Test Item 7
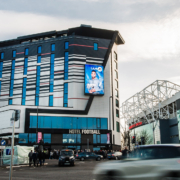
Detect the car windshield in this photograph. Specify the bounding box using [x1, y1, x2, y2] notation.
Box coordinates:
[61, 151, 73, 156]
[127, 146, 180, 160]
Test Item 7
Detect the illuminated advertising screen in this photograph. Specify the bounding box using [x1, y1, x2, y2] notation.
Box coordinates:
[85, 64, 104, 95]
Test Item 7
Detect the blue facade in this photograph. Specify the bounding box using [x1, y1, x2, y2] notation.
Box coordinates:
[29, 116, 108, 130]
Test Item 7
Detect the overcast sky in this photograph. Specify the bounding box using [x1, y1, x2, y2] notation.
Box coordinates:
[1, 0, 180, 105]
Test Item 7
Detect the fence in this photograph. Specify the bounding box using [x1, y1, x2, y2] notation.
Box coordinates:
[0, 156, 29, 167]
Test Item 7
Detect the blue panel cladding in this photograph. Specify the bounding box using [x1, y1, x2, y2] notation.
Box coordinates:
[35, 65, 40, 106]
[9, 60, 15, 104]
[22, 78, 27, 105]
[50, 54, 54, 93]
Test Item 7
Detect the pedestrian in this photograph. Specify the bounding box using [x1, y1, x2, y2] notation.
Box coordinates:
[28, 150, 33, 167]
[32, 150, 38, 167]
[42, 151, 45, 165]
[38, 151, 42, 166]
[122, 147, 129, 158]
[49, 150, 53, 159]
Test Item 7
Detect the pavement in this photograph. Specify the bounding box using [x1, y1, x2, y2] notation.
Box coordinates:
[0, 159, 110, 180]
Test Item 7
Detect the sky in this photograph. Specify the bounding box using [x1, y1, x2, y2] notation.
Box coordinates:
[1, 0, 180, 105]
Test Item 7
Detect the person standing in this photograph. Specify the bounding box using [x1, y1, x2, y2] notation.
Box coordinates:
[28, 150, 33, 167]
[32, 151, 38, 167]
[49, 151, 53, 159]
[42, 151, 45, 165]
[38, 151, 42, 166]
[122, 147, 129, 158]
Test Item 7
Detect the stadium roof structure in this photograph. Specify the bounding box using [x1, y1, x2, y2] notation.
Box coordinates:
[120, 80, 180, 127]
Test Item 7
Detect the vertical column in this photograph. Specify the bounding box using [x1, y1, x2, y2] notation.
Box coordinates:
[22, 57, 28, 105]
[9, 60, 15, 105]
[63, 51, 69, 107]
[49, 54, 54, 106]
[0, 61, 3, 95]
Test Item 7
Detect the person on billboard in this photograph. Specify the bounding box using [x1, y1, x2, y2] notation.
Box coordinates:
[87, 70, 103, 94]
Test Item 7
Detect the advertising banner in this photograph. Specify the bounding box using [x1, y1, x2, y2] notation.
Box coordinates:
[85, 64, 104, 95]
[6, 149, 14, 155]
[38, 132, 42, 143]
[107, 133, 110, 144]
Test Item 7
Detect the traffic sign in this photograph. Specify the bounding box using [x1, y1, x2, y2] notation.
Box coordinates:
[1, 140, 6, 146]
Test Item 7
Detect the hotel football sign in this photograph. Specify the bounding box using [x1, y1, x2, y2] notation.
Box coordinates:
[69, 129, 100, 134]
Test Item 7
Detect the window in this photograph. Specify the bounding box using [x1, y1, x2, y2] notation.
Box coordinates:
[114, 61, 118, 69]
[63, 134, 81, 144]
[24, 58, 28, 75]
[0, 52, 4, 60]
[37, 46, 42, 54]
[93, 134, 107, 144]
[25, 48, 29, 56]
[51, 44, 55, 52]
[50, 54, 54, 92]
[12, 50, 16, 58]
[35, 66, 40, 106]
[115, 80, 118, 89]
[9, 99, 12, 105]
[64, 52, 69, 80]
[116, 122, 120, 132]
[19, 133, 28, 143]
[37, 56, 41, 63]
[116, 99, 119, 108]
[0, 61, 3, 78]
[94, 43, 98, 50]
[49, 95, 53, 106]
[116, 109, 119, 118]
[114, 51, 117, 60]
[115, 89, 118, 98]
[44, 134, 51, 143]
[22, 78, 27, 105]
[115, 70, 118, 79]
[29, 116, 108, 130]
[29, 133, 36, 143]
[64, 83, 68, 107]
[65, 42, 69, 50]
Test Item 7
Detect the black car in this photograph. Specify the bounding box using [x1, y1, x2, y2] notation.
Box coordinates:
[58, 149, 75, 166]
[76, 152, 101, 161]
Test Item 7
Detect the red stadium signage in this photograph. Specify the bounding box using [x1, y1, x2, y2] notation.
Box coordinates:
[129, 122, 142, 130]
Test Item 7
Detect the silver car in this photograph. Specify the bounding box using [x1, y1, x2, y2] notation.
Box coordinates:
[93, 144, 180, 180]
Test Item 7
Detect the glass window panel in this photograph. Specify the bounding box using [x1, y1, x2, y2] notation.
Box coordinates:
[38, 46, 41, 54]
[77, 118, 82, 129]
[63, 117, 71, 129]
[25, 48, 29, 56]
[97, 118, 100, 129]
[88, 118, 93, 129]
[94, 43, 98, 50]
[57, 117, 63, 128]
[13, 50, 16, 58]
[101, 134, 107, 144]
[97, 135, 100, 143]
[72, 117, 77, 129]
[1, 52, 4, 59]
[19, 133, 28, 143]
[93, 134, 97, 144]
[65, 42, 69, 49]
[49, 95, 53, 106]
[116, 99, 119, 108]
[9, 99, 12, 105]
[38, 116, 44, 128]
[37, 56, 41, 63]
[81, 118, 87, 129]
[115, 80, 118, 89]
[51, 44, 55, 52]
[114, 61, 118, 69]
[29, 133, 37, 143]
[116, 109, 119, 118]
[115, 70, 118, 79]
[115, 89, 118, 98]
[43, 116, 51, 128]
[44, 134, 51, 143]
[114, 52, 117, 60]
[116, 122, 120, 132]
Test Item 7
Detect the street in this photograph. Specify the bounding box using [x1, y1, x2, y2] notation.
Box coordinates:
[0, 159, 108, 180]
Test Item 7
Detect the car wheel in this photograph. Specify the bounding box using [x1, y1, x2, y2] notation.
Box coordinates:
[96, 157, 100, 161]
[80, 157, 84, 161]
[97, 171, 118, 180]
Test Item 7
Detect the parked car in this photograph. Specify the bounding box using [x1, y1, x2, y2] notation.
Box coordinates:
[58, 149, 75, 166]
[93, 144, 180, 180]
[76, 152, 101, 161]
[107, 151, 122, 160]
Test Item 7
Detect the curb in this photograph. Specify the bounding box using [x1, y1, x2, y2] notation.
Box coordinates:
[6, 163, 48, 168]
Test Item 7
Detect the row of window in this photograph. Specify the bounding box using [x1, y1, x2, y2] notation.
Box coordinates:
[19, 133, 51, 144]
[18, 133, 108, 144]
[0, 42, 69, 60]
[29, 116, 108, 130]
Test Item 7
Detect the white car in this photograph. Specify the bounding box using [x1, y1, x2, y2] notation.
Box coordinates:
[93, 144, 180, 180]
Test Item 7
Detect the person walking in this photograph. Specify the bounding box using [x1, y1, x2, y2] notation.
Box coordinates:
[42, 151, 45, 165]
[28, 150, 33, 167]
[49, 150, 53, 159]
[38, 151, 42, 166]
[32, 151, 38, 167]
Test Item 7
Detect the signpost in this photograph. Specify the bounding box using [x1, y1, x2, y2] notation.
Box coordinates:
[1, 140, 6, 146]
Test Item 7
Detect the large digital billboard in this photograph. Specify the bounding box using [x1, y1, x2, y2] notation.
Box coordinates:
[85, 64, 104, 95]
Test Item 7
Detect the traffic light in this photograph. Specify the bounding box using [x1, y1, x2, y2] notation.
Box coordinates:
[15, 110, 20, 121]
[141, 137, 145, 145]
[132, 136, 136, 144]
